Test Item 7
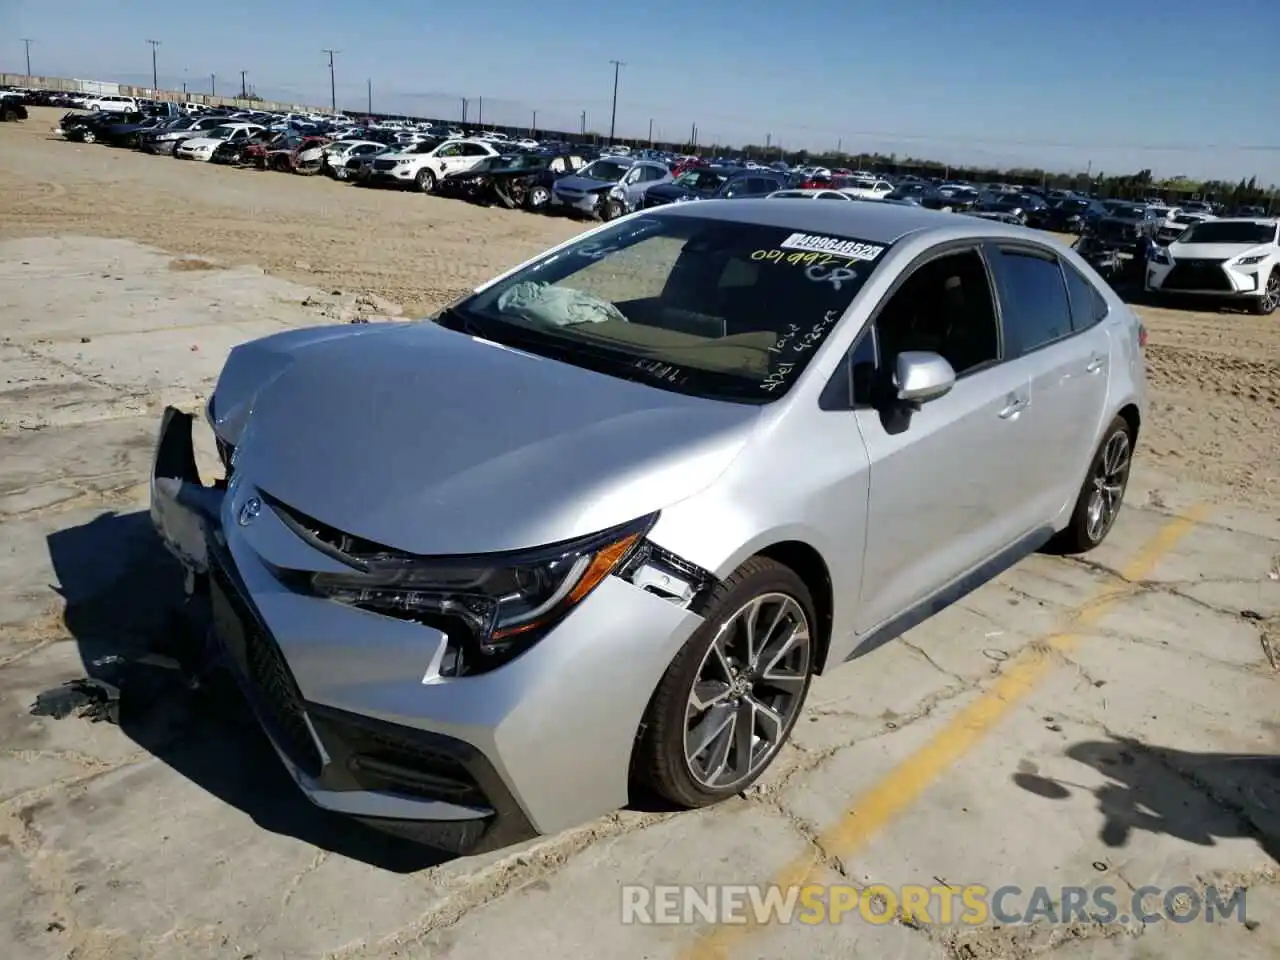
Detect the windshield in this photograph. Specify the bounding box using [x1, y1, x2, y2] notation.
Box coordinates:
[1179, 221, 1276, 245]
[674, 170, 726, 190]
[579, 159, 631, 182]
[452, 215, 888, 403]
[206, 126, 238, 141]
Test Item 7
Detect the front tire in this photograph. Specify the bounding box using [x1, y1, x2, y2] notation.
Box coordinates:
[600, 197, 625, 221]
[1051, 415, 1133, 553]
[81, 130, 96, 144]
[633, 557, 816, 808]
[1251, 271, 1278, 315]
[415, 168, 436, 193]
[526, 184, 551, 210]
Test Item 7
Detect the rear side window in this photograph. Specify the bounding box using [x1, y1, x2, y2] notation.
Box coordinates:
[1062, 262, 1109, 331]
[993, 248, 1073, 356]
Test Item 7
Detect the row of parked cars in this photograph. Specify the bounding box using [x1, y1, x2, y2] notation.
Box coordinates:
[43, 100, 1280, 315]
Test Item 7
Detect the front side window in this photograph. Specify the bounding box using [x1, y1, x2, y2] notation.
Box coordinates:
[452, 216, 892, 403]
[993, 248, 1073, 355]
[873, 249, 1000, 377]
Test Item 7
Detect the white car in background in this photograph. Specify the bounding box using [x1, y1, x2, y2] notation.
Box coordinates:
[363, 138, 500, 192]
[1155, 210, 1215, 245]
[1146, 217, 1280, 314]
[321, 140, 388, 179]
[82, 95, 138, 113]
[839, 178, 894, 201]
[175, 122, 265, 161]
[767, 188, 855, 201]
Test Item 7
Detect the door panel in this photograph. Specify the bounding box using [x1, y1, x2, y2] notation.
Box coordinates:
[854, 362, 1032, 633]
[988, 245, 1113, 524]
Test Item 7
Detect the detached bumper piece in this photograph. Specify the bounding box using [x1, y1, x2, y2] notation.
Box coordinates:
[149, 407, 537, 855]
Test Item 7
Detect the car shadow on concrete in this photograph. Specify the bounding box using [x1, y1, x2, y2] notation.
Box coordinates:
[38, 509, 451, 874]
[1013, 735, 1280, 865]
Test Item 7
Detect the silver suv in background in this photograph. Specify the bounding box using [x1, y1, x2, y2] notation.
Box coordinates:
[151, 201, 1146, 853]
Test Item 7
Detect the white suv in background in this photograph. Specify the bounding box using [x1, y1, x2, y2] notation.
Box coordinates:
[840, 178, 894, 201]
[82, 95, 139, 113]
[1146, 217, 1280, 315]
[363, 139, 500, 192]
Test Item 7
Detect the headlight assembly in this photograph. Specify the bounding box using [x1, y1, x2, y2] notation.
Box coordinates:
[305, 512, 657, 668]
[1235, 254, 1268, 266]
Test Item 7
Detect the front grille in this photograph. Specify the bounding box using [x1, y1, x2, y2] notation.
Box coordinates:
[1163, 259, 1232, 291]
[210, 565, 324, 777]
[372, 159, 397, 171]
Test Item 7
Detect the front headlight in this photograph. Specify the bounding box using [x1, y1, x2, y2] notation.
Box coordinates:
[308, 512, 656, 666]
[1235, 254, 1268, 265]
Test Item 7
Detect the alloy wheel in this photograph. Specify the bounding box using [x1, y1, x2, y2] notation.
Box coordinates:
[683, 593, 811, 790]
[1263, 274, 1279, 314]
[528, 186, 550, 209]
[1086, 430, 1130, 543]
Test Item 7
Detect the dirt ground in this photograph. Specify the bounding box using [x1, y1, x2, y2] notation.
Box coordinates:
[0, 109, 1277, 960]
[2, 107, 1277, 514]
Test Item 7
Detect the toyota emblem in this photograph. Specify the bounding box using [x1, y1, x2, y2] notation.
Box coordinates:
[238, 496, 262, 527]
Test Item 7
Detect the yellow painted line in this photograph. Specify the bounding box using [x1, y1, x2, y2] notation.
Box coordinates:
[681, 505, 1210, 960]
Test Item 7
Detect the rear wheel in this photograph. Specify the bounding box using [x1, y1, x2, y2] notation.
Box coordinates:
[1251, 271, 1279, 315]
[1051, 416, 1133, 553]
[633, 557, 816, 807]
[415, 168, 436, 193]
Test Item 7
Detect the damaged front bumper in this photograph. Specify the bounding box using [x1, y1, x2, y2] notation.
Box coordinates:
[148, 407, 707, 853]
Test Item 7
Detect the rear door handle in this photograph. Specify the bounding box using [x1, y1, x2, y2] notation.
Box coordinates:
[1085, 355, 1106, 374]
[998, 396, 1029, 419]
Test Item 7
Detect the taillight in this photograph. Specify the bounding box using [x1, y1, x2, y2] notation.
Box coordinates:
[1137, 323, 1148, 349]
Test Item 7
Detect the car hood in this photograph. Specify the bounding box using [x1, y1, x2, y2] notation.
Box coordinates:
[181, 136, 226, 149]
[1167, 241, 1269, 260]
[217, 322, 760, 556]
[554, 173, 620, 193]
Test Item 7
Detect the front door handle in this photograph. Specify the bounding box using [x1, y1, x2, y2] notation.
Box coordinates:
[1085, 355, 1106, 374]
[998, 396, 1029, 419]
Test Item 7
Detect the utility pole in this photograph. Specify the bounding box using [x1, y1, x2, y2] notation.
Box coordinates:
[478, 96, 483, 125]
[580, 110, 586, 136]
[367, 78, 372, 115]
[607, 59, 624, 145]
[691, 123, 697, 150]
[239, 70, 247, 99]
[20, 39, 33, 76]
[648, 117, 653, 146]
[210, 74, 216, 96]
[461, 97, 468, 123]
[322, 49, 338, 112]
[531, 109, 537, 135]
[145, 39, 160, 89]
[837, 136, 842, 154]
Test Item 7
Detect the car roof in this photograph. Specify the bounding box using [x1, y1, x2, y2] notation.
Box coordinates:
[651, 197, 1013, 244]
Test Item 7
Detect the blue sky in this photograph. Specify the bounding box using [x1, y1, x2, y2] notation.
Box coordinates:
[7, 0, 1277, 182]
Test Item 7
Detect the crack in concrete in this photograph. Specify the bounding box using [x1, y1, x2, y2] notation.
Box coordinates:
[759, 796, 852, 881]
[900, 638, 970, 687]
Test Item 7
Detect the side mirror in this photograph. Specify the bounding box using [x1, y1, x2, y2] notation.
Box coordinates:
[894, 351, 956, 404]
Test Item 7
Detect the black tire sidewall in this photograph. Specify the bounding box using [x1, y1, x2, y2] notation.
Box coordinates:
[636, 559, 816, 807]
[1061, 416, 1132, 551]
